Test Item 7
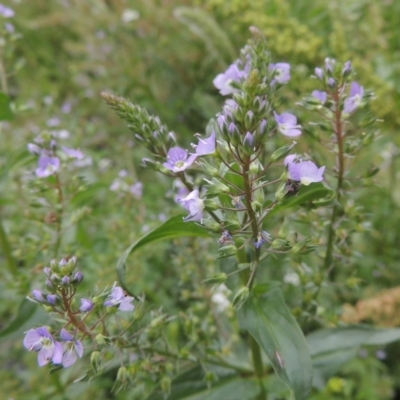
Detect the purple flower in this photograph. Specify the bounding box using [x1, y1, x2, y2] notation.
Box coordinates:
[79, 298, 94, 312]
[269, 63, 290, 85]
[46, 117, 61, 127]
[213, 63, 248, 96]
[35, 155, 60, 177]
[46, 294, 58, 305]
[324, 57, 336, 72]
[327, 77, 336, 87]
[342, 61, 352, 76]
[61, 101, 72, 114]
[314, 67, 323, 80]
[59, 329, 84, 367]
[27, 143, 41, 155]
[193, 131, 216, 156]
[0, 4, 14, 18]
[23, 327, 63, 367]
[163, 147, 197, 173]
[178, 189, 204, 222]
[5, 22, 14, 33]
[104, 286, 135, 311]
[32, 290, 46, 303]
[284, 154, 298, 166]
[274, 112, 302, 137]
[129, 182, 143, 199]
[254, 231, 272, 249]
[344, 82, 364, 113]
[312, 90, 327, 104]
[288, 161, 325, 186]
[62, 147, 84, 159]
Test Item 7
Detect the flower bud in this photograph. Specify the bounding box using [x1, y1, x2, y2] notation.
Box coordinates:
[72, 271, 83, 284]
[242, 132, 254, 156]
[95, 334, 107, 346]
[203, 199, 220, 211]
[223, 218, 241, 231]
[271, 142, 297, 162]
[217, 245, 237, 259]
[91, 351, 101, 372]
[232, 286, 249, 309]
[32, 290, 46, 303]
[160, 376, 171, 396]
[43, 267, 51, 276]
[244, 110, 256, 130]
[198, 160, 219, 177]
[80, 298, 94, 312]
[364, 164, 379, 178]
[249, 159, 263, 174]
[202, 219, 221, 232]
[271, 239, 292, 251]
[275, 182, 289, 201]
[61, 275, 70, 286]
[117, 366, 129, 383]
[202, 273, 228, 285]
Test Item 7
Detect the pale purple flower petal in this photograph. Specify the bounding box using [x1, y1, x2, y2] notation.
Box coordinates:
[284, 154, 297, 166]
[163, 147, 197, 173]
[344, 82, 364, 113]
[269, 63, 290, 85]
[62, 347, 77, 368]
[62, 147, 84, 159]
[35, 155, 60, 177]
[213, 63, 248, 95]
[178, 189, 204, 222]
[0, 4, 14, 18]
[288, 161, 325, 185]
[312, 90, 327, 104]
[118, 296, 135, 311]
[79, 298, 94, 312]
[193, 131, 216, 156]
[60, 329, 73, 342]
[274, 112, 302, 137]
[314, 67, 323, 79]
[27, 143, 41, 155]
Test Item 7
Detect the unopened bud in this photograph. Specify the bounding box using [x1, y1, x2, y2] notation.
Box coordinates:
[272, 239, 292, 251]
[202, 218, 221, 232]
[202, 273, 228, 285]
[91, 351, 101, 372]
[271, 142, 297, 162]
[217, 245, 237, 259]
[117, 366, 129, 383]
[275, 182, 289, 201]
[232, 286, 249, 309]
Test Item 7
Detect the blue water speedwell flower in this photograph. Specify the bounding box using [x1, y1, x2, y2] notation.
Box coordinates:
[213, 62, 248, 96]
[254, 231, 272, 249]
[79, 298, 94, 312]
[284, 154, 299, 166]
[312, 90, 327, 104]
[0, 4, 15, 18]
[269, 63, 290, 85]
[62, 147, 85, 159]
[163, 147, 197, 173]
[344, 82, 364, 113]
[314, 67, 323, 80]
[288, 160, 325, 186]
[192, 131, 216, 156]
[104, 286, 135, 311]
[27, 143, 42, 155]
[23, 327, 63, 366]
[274, 112, 302, 137]
[35, 155, 60, 177]
[59, 329, 84, 367]
[178, 189, 204, 222]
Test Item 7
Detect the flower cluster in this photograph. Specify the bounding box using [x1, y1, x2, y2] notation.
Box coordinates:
[24, 257, 135, 368]
[27, 131, 86, 178]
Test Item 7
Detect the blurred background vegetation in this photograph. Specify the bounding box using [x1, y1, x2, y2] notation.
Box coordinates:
[1, 0, 400, 398]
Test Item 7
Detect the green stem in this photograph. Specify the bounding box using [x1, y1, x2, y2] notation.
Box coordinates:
[0, 215, 18, 276]
[323, 86, 345, 272]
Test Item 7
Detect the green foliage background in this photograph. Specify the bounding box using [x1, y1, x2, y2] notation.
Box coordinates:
[1, 0, 400, 399]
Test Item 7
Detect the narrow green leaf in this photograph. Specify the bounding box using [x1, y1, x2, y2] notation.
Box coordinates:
[306, 326, 400, 387]
[0, 92, 13, 121]
[267, 183, 334, 218]
[0, 299, 48, 341]
[147, 365, 262, 400]
[116, 214, 211, 293]
[238, 287, 313, 400]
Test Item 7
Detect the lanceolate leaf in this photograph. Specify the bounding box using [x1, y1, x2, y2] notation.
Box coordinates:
[267, 183, 334, 219]
[306, 325, 400, 387]
[238, 287, 313, 400]
[0, 92, 13, 121]
[147, 365, 263, 400]
[0, 299, 48, 341]
[116, 214, 211, 294]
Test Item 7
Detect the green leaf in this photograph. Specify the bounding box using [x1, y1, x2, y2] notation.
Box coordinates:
[238, 286, 313, 400]
[306, 325, 400, 387]
[0, 298, 48, 341]
[267, 183, 334, 219]
[147, 365, 263, 400]
[116, 214, 211, 294]
[0, 92, 13, 121]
